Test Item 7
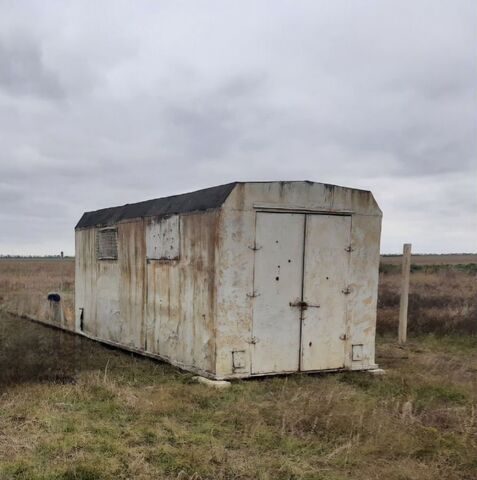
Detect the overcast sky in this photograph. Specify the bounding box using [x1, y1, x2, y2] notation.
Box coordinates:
[0, 0, 475, 255]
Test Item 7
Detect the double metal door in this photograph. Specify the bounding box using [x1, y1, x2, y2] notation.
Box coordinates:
[251, 212, 351, 374]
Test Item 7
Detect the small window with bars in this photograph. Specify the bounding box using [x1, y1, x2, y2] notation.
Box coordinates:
[96, 228, 118, 260]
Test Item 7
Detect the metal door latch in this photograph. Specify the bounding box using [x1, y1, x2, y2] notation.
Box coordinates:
[342, 287, 352, 295]
[289, 301, 320, 310]
[344, 245, 354, 253]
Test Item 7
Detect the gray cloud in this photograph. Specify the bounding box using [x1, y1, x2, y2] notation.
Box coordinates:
[0, 0, 475, 254]
[0, 33, 64, 98]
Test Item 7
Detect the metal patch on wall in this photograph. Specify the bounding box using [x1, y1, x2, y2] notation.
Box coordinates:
[352, 344, 364, 361]
[232, 350, 246, 371]
[146, 216, 180, 260]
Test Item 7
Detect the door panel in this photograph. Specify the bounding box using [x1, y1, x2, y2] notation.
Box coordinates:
[301, 215, 351, 371]
[251, 212, 304, 374]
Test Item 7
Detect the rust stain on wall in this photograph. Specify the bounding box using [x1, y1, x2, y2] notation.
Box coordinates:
[71, 181, 382, 380]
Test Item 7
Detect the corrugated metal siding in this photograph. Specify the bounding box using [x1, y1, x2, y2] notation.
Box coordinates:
[145, 212, 218, 373]
[76, 211, 219, 377]
[118, 221, 146, 349]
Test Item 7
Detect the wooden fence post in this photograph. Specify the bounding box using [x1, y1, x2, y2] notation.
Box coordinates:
[398, 243, 412, 344]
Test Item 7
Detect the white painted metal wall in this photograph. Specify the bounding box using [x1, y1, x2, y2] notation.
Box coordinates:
[75, 181, 382, 380]
[215, 182, 381, 379]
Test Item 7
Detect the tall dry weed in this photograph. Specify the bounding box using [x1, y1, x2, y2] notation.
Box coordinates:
[378, 268, 477, 335]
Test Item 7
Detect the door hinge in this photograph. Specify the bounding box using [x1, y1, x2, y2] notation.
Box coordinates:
[339, 334, 347, 341]
[247, 290, 260, 298]
[345, 245, 354, 253]
[248, 242, 262, 251]
[342, 287, 352, 295]
[247, 336, 258, 345]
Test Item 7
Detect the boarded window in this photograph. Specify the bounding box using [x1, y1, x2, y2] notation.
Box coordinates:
[96, 228, 118, 260]
[146, 216, 180, 260]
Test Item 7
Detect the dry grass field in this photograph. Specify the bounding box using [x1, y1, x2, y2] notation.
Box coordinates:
[0, 257, 476, 480]
[378, 266, 477, 336]
[0, 258, 74, 324]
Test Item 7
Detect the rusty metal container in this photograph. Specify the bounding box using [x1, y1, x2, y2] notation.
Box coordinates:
[74, 181, 382, 379]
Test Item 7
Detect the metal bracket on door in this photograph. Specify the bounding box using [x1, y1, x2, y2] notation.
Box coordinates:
[342, 287, 352, 295]
[344, 245, 354, 253]
[248, 243, 262, 251]
[247, 290, 260, 298]
[289, 301, 320, 311]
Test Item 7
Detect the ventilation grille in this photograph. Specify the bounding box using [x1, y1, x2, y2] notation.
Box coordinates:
[96, 228, 118, 260]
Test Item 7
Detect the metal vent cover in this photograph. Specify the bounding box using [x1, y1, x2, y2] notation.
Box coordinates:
[96, 228, 118, 260]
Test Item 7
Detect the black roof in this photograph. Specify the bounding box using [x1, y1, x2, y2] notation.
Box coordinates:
[76, 182, 237, 229]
